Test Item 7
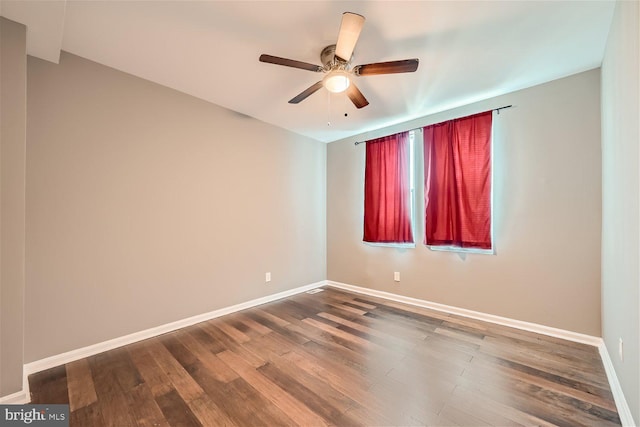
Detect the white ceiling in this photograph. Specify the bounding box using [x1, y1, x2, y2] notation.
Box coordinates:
[1, 0, 615, 143]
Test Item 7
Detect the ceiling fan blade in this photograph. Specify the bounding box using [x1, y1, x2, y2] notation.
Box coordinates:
[335, 12, 365, 62]
[259, 54, 323, 72]
[289, 81, 324, 104]
[346, 82, 369, 109]
[354, 59, 419, 76]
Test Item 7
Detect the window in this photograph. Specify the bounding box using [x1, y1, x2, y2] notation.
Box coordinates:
[363, 131, 414, 246]
[422, 111, 493, 252]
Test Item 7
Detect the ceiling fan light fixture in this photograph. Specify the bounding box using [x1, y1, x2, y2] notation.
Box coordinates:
[323, 70, 351, 93]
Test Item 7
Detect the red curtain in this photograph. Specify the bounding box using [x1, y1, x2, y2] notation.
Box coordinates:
[363, 131, 413, 244]
[423, 111, 492, 249]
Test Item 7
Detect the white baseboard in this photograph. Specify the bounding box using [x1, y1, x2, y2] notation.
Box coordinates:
[598, 342, 637, 426]
[327, 280, 602, 346]
[0, 389, 29, 404]
[23, 281, 325, 379]
[0, 375, 30, 404]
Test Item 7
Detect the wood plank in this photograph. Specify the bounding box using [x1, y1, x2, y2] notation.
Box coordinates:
[439, 403, 497, 427]
[479, 337, 611, 389]
[302, 317, 375, 349]
[460, 363, 621, 427]
[214, 320, 251, 344]
[66, 358, 98, 411]
[144, 339, 205, 403]
[189, 361, 296, 427]
[29, 365, 70, 404]
[473, 352, 617, 411]
[68, 402, 106, 427]
[342, 404, 402, 427]
[199, 322, 266, 368]
[187, 394, 238, 427]
[155, 388, 202, 427]
[98, 383, 137, 427]
[184, 324, 227, 354]
[159, 333, 199, 369]
[316, 311, 416, 350]
[242, 330, 296, 360]
[257, 361, 360, 426]
[254, 306, 295, 326]
[367, 374, 448, 422]
[447, 385, 538, 427]
[281, 350, 392, 420]
[243, 310, 310, 346]
[233, 312, 272, 336]
[128, 342, 174, 397]
[125, 383, 170, 427]
[175, 329, 239, 383]
[282, 347, 375, 389]
[88, 348, 142, 400]
[217, 350, 330, 426]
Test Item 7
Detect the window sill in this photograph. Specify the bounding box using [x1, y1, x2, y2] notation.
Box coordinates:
[427, 245, 494, 255]
[364, 242, 416, 249]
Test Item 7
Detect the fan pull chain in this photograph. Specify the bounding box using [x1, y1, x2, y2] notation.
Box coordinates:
[343, 92, 348, 118]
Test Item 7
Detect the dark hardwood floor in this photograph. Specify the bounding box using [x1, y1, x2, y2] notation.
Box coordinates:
[29, 287, 621, 426]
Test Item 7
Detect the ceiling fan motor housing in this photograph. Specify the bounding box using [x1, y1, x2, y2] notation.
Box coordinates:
[321, 44, 351, 69]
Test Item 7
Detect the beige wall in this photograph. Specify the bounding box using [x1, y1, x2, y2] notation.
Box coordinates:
[25, 52, 326, 362]
[328, 69, 602, 336]
[0, 17, 27, 397]
[601, 0, 640, 422]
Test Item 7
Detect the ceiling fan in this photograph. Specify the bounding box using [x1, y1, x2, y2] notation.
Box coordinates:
[259, 12, 419, 109]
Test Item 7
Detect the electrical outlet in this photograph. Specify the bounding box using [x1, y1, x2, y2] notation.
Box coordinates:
[394, 272, 400, 282]
[265, 272, 271, 283]
[619, 337, 624, 362]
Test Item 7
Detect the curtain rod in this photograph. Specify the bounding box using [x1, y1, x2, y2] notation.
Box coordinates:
[354, 105, 513, 145]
